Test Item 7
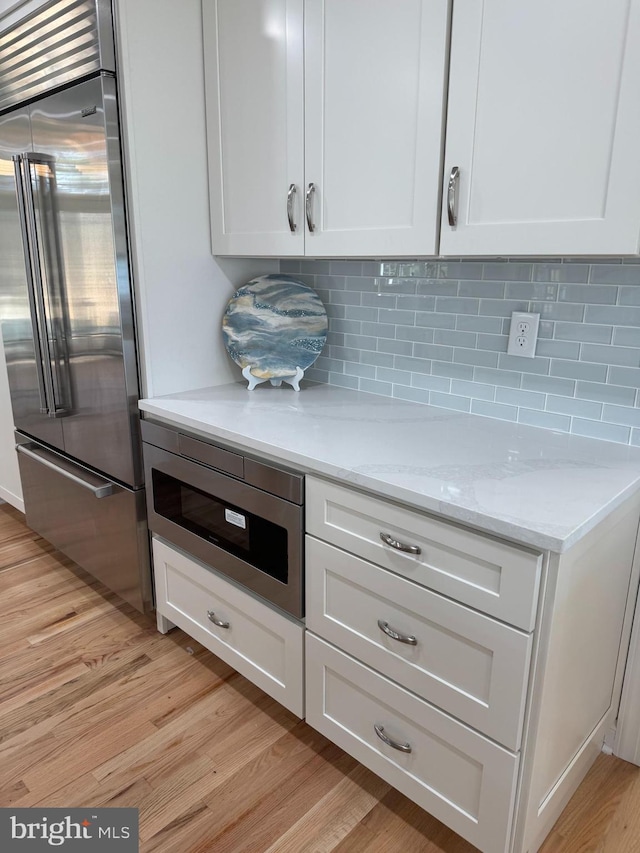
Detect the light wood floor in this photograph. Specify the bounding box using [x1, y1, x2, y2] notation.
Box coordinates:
[1, 502, 639, 853]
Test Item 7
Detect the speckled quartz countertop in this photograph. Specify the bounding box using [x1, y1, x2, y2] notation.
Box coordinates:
[139, 382, 640, 553]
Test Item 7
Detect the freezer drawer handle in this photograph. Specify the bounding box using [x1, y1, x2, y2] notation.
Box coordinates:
[377, 620, 418, 646]
[207, 610, 230, 629]
[16, 444, 115, 498]
[374, 724, 412, 754]
[379, 532, 421, 555]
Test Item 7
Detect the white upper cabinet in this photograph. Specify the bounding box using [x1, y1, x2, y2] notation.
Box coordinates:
[204, 0, 449, 257]
[440, 0, 640, 257]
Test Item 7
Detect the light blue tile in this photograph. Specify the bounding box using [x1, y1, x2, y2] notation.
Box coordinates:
[315, 356, 344, 373]
[414, 342, 454, 362]
[535, 339, 581, 359]
[344, 361, 376, 379]
[602, 404, 640, 428]
[415, 312, 456, 329]
[416, 279, 459, 297]
[631, 429, 640, 447]
[362, 262, 381, 276]
[378, 308, 416, 325]
[483, 263, 532, 281]
[476, 333, 509, 352]
[398, 262, 428, 277]
[332, 319, 362, 335]
[430, 392, 471, 412]
[550, 360, 607, 382]
[613, 327, 640, 347]
[393, 385, 431, 404]
[377, 339, 413, 356]
[546, 396, 602, 419]
[280, 260, 301, 274]
[518, 409, 571, 432]
[474, 366, 521, 388]
[360, 351, 395, 368]
[374, 277, 416, 294]
[618, 286, 640, 306]
[454, 348, 499, 368]
[376, 367, 413, 385]
[576, 381, 636, 406]
[396, 326, 435, 344]
[496, 388, 546, 409]
[537, 321, 554, 339]
[397, 295, 438, 311]
[411, 374, 451, 392]
[380, 263, 398, 276]
[522, 373, 576, 395]
[590, 265, 640, 285]
[554, 322, 613, 344]
[394, 355, 431, 373]
[300, 260, 331, 274]
[331, 260, 362, 276]
[559, 284, 618, 304]
[585, 305, 640, 326]
[505, 282, 558, 301]
[456, 315, 504, 334]
[532, 302, 585, 322]
[431, 261, 484, 280]
[325, 304, 346, 320]
[361, 322, 396, 339]
[431, 361, 474, 381]
[571, 419, 631, 444]
[479, 299, 528, 318]
[458, 280, 506, 298]
[328, 346, 362, 362]
[362, 292, 396, 309]
[328, 373, 359, 390]
[345, 305, 378, 322]
[343, 333, 377, 350]
[451, 379, 495, 401]
[608, 366, 640, 387]
[581, 344, 640, 367]
[359, 378, 392, 396]
[471, 400, 518, 421]
[498, 353, 551, 374]
[435, 296, 480, 315]
[326, 331, 345, 347]
[532, 263, 589, 283]
[434, 329, 477, 347]
[329, 291, 362, 306]
[346, 276, 378, 293]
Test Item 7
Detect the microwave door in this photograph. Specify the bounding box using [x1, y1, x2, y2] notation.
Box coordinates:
[0, 109, 65, 449]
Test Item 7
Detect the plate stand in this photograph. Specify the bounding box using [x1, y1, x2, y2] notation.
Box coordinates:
[242, 365, 304, 392]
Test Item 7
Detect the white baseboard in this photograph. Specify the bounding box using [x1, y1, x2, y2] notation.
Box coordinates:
[0, 486, 25, 514]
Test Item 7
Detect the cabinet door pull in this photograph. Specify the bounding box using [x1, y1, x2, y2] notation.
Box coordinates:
[374, 724, 412, 753]
[287, 183, 297, 232]
[379, 532, 421, 555]
[377, 619, 417, 646]
[305, 182, 316, 232]
[447, 166, 460, 227]
[207, 610, 230, 629]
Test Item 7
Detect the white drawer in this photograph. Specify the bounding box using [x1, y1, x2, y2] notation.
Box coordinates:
[306, 537, 532, 750]
[306, 476, 542, 630]
[306, 634, 519, 853]
[152, 538, 304, 717]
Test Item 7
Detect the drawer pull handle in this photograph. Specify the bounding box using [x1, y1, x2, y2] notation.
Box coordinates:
[378, 620, 417, 646]
[207, 610, 230, 629]
[374, 724, 412, 754]
[380, 533, 421, 555]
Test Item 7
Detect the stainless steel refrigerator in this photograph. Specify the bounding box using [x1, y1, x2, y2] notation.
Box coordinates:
[0, 0, 151, 612]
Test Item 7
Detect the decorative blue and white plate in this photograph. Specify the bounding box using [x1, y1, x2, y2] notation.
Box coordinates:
[222, 274, 328, 391]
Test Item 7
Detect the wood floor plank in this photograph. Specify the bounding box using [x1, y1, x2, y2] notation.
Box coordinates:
[1, 503, 640, 853]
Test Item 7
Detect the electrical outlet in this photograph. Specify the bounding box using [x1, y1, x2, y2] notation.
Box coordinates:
[507, 311, 540, 358]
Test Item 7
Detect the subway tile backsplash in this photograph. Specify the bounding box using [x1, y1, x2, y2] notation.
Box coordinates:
[279, 258, 640, 445]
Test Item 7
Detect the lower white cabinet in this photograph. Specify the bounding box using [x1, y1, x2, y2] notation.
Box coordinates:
[152, 537, 304, 717]
[306, 634, 520, 853]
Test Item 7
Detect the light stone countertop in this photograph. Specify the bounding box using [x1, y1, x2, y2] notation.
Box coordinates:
[139, 382, 640, 553]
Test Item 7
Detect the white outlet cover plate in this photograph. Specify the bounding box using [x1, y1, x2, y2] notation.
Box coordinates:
[507, 311, 540, 358]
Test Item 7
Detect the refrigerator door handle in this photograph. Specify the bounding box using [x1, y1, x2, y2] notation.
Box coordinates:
[16, 443, 116, 498]
[22, 152, 71, 418]
[12, 154, 50, 415]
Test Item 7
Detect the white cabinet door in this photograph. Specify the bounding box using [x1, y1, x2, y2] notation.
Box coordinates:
[304, 0, 449, 257]
[440, 0, 640, 257]
[204, 0, 305, 256]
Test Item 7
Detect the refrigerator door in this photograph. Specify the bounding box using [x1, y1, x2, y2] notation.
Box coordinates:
[15, 432, 151, 613]
[28, 75, 143, 487]
[0, 109, 66, 449]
